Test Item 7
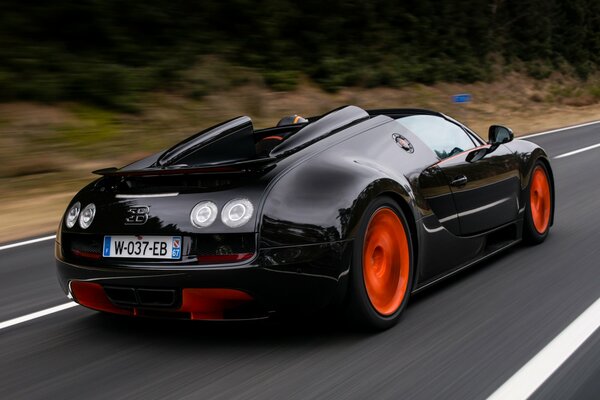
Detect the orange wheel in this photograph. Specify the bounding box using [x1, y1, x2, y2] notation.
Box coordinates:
[362, 207, 410, 316]
[529, 165, 551, 234]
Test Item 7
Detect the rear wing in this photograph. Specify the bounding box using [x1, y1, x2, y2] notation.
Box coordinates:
[93, 157, 276, 177]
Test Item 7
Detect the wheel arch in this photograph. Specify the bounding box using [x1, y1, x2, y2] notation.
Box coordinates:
[510, 139, 556, 228]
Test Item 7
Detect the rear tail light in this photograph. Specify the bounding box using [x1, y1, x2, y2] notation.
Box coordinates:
[197, 252, 254, 264]
[71, 249, 102, 260]
[65, 202, 81, 228]
[79, 203, 96, 229]
[190, 201, 218, 228]
[221, 199, 254, 228]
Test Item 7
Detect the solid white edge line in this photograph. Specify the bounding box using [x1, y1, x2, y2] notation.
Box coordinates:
[520, 120, 600, 139]
[0, 235, 56, 251]
[555, 143, 600, 159]
[487, 297, 600, 400]
[0, 302, 78, 330]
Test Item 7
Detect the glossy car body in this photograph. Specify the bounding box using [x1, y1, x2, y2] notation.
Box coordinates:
[55, 105, 554, 320]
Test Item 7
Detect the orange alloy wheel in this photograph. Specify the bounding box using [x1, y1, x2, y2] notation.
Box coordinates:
[530, 166, 552, 234]
[362, 207, 410, 316]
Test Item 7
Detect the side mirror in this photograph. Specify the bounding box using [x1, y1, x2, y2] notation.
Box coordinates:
[467, 125, 514, 163]
[488, 125, 514, 145]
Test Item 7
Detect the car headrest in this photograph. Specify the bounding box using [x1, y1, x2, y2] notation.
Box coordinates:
[277, 115, 308, 127]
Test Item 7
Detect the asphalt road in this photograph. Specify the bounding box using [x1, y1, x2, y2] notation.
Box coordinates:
[1, 122, 600, 399]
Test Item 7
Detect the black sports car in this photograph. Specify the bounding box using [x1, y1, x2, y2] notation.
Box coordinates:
[55, 105, 554, 329]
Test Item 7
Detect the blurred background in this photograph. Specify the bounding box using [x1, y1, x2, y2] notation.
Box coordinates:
[2, 0, 600, 241]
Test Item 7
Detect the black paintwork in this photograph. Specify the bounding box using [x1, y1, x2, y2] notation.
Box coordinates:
[55, 105, 554, 318]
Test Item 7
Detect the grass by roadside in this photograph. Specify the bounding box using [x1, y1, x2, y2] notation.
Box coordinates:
[1, 72, 600, 243]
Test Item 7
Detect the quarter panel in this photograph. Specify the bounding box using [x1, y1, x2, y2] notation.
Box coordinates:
[259, 119, 428, 248]
[504, 138, 555, 224]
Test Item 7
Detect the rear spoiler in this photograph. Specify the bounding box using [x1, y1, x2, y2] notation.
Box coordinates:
[93, 158, 276, 177]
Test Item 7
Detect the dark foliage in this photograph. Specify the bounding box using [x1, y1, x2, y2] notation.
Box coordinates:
[0, 0, 598, 107]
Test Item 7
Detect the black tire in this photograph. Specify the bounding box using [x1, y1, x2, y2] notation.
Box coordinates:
[345, 196, 414, 330]
[523, 161, 553, 245]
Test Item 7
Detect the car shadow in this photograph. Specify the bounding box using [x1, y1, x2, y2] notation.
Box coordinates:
[409, 242, 523, 304]
[78, 311, 369, 348]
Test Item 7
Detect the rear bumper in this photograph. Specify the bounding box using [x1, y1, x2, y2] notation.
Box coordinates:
[55, 239, 352, 320]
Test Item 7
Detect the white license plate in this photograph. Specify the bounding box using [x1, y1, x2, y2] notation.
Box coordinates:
[103, 236, 182, 259]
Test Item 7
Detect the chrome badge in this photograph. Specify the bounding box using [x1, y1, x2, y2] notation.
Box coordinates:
[393, 133, 414, 153]
[125, 206, 150, 225]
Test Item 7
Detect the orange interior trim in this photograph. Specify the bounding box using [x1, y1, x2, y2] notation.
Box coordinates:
[262, 135, 284, 141]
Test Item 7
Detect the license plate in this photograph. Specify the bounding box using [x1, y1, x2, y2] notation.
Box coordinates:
[103, 236, 182, 259]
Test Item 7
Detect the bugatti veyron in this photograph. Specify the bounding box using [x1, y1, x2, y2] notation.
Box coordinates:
[55, 106, 554, 329]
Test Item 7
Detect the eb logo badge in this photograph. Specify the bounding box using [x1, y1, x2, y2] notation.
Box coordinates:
[125, 206, 149, 225]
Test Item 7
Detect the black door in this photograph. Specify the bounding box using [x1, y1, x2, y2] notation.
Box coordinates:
[418, 164, 461, 235]
[436, 145, 521, 235]
[397, 114, 521, 236]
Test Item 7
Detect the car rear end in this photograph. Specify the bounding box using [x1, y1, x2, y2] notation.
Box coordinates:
[55, 166, 346, 320]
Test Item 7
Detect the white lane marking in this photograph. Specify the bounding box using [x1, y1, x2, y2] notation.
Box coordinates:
[0, 302, 78, 330]
[520, 120, 600, 139]
[0, 235, 56, 251]
[554, 143, 600, 159]
[487, 297, 600, 400]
